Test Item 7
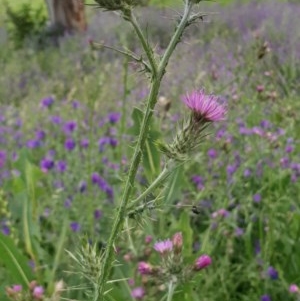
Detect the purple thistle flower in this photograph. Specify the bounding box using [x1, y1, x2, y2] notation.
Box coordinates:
[131, 287, 145, 299]
[64, 138, 76, 151]
[289, 284, 299, 293]
[33, 286, 44, 299]
[182, 90, 226, 122]
[138, 262, 153, 275]
[26, 140, 41, 149]
[2, 224, 10, 235]
[12, 285, 22, 292]
[153, 239, 173, 254]
[193, 254, 212, 271]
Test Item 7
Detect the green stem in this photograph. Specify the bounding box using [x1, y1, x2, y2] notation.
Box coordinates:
[167, 281, 176, 301]
[95, 3, 193, 300]
[129, 11, 158, 76]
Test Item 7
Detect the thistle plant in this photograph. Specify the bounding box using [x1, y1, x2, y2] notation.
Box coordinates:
[88, 1, 226, 300]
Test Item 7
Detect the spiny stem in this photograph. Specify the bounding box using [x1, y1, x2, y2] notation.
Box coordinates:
[95, 2, 194, 300]
[129, 11, 158, 76]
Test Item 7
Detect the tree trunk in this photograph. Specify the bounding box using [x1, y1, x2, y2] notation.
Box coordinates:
[45, 0, 86, 33]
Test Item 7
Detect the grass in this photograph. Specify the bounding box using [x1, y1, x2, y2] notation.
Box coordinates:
[0, 1, 300, 301]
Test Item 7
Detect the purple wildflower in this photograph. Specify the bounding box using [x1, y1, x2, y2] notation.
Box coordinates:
[289, 284, 299, 293]
[2, 224, 10, 235]
[64, 138, 76, 151]
[138, 262, 153, 275]
[50, 115, 62, 125]
[253, 194, 261, 203]
[261, 295, 271, 301]
[70, 222, 80, 232]
[153, 239, 173, 254]
[108, 112, 121, 124]
[63, 121, 77, 134]
[33, 286, 44, 299]
[12, 285, 22, 292]
[56, 161, 67, 173]
[182, 90, 226, 122]
[0, 150, 7, 168]
[40, 157, 54, 173]
[207, 148, 218, 159]
[26, 139, 40, 149]
[267, 266, 278, 280]
[80, 138, 89, 148]
[94, 209, 102, 220]
[40, 96, 54, 108]
[78, 180, 87, 193]
[131, 287, 145, 299]
[193, 254, 212, 271]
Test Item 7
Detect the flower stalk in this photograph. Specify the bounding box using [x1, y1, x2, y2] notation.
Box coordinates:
[94, 2, 194, 300]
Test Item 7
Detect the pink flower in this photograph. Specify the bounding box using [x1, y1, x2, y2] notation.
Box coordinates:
[154, 239, 173, 254]
[131, 287, 145, 299]
[182, 90, 226, 122]
[12, 285, 22, 292]
[289, 284, 299, 293]
[32, 286, 44, 299]
[172, 232, 183, 254]
[194, 254, 212, 271]
[138, 262, 153, 275]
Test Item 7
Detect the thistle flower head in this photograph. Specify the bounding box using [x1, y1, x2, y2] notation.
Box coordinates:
[193, 254, 212, 271]
[154, 239, 173, 254]
[182, 90, 226, 123]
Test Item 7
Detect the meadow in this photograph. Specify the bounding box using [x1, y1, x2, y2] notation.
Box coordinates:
[1, 0, 300, 301]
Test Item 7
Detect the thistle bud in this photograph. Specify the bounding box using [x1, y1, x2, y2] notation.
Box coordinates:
[172, 232, 183, 255]
[193, 254, 212, 271]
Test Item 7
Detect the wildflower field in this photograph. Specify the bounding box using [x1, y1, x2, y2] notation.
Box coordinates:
[1, 0, 300, 301]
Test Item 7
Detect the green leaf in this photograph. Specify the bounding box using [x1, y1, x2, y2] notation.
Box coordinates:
[128, 107, 161, 180]
[178, 210, 193, 258]
[0, 233, 34, 287]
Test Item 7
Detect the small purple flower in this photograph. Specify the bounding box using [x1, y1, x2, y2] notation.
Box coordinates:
[253, 194, 261, 203]
[63, 120, 77, 134]
[2, 224, 10, 235]
[12, 285, 22, 292]
[289, 284, 299, 293]
[0, 150, 7, 168]
[33, 286, 44, 299]
[194, 254, 212, 271]
[267, 266, 278, 280]
[182, 90, 226, 122]
[243, 168, 252, 177]
[285, 145, 294, 153]
[207, 148, 218, 159]
[35, 130, 46, 141]
[64, 138, 76, 151]
[26, 139, 41, 149]
[40, 96, 54, 108]
[50, 115, 62, 125]
[108, 112, 121, 124]
[109, 137, 118, 148]
[80, 138, 89, 148]
[153, 239, 173, 254]
[78, 180, 87, 193]
[138, 262, 153, 275]
[94, 209, 102, 220]
[40, 157, 54, 173]
[131, 287, 145, 299]
[98, 137, 110, 152]
[56, 161, 67, 173]
[235, 227, 244, 237]
[261, 295, 271, 301]
[70, 222, 80, 232]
